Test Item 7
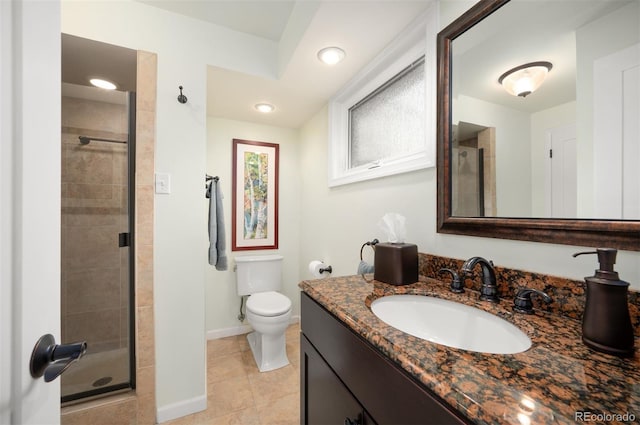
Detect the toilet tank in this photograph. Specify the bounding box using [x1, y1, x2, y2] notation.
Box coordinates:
[235, 254, 283, 296]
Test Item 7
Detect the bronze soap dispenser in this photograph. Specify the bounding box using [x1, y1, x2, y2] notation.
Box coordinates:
[573, 248, 634, 357]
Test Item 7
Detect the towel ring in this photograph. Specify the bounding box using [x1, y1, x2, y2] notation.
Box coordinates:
[360, 238, 378, 261]
[360, 239, 378, 282]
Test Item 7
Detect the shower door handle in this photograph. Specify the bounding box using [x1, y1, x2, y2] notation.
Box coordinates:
[30, 334, 87, 382]
[119, 232, 130, 247]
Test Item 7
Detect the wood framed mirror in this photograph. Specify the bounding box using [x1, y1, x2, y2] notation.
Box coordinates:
[437, 0, 640, 251]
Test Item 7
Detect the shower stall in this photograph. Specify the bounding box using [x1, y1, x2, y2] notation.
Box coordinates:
[60, 83, 136, 402]
[451, 122, 497, 217]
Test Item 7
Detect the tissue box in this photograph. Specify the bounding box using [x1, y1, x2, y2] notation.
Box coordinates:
[374, 243, 418, 286]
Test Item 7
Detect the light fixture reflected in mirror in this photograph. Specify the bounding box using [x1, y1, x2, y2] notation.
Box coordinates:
[317, 46, 346, 65]
[254, 103, 275, 113]
[89, 78, 117, 90]
[498, 61, 552, 97]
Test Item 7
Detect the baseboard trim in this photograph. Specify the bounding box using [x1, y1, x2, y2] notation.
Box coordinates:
[156, 394, 207, 423]
[206, 315, 300, 340]
[206, 323, 252, 340]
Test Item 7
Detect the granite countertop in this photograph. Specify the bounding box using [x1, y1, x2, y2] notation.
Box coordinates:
[299, 275, 640, 425]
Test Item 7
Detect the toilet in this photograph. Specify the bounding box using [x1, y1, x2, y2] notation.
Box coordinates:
[235, 254, 292, 372]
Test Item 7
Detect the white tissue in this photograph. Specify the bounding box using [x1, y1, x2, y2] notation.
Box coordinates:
[308, 260, 330, 278]
[378, 213, 407, 243]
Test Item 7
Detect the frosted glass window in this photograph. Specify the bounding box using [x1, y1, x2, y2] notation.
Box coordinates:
[349, 57, 425, 168]
[327, 10, 437, 187]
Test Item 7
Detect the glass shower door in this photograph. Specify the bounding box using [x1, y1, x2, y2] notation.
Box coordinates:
[60, 85, 136, 402]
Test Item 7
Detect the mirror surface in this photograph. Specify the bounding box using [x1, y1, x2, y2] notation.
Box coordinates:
[437, 0, 640, 250]
[450, 0, 639, 220]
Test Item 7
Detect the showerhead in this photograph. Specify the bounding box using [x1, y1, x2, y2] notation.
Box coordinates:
[458, 151, 467, 158]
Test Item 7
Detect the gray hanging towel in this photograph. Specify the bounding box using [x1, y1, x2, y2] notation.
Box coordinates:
[207, 179, 227, 271]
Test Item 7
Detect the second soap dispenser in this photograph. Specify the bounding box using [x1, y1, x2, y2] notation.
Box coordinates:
[573, 248, 634, 357]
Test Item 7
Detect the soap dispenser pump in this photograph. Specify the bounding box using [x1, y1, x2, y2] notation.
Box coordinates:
[573, 248, 634, 357]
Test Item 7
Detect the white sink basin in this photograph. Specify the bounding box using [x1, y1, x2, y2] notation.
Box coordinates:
[371, 295, 531, 354]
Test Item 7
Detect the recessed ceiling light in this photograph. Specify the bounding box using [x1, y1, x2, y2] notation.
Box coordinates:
[89, 78, 117, 90]
[255, 103, 275, 113]
[317, 47, 346, 66]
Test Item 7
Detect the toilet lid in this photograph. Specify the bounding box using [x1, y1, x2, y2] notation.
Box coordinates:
[246, 291, 292, 317]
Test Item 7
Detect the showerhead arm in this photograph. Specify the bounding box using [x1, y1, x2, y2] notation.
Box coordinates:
[78, 136, 126, 145]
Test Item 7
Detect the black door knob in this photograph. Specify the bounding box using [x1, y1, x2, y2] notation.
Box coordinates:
[30, 334, 87, 382]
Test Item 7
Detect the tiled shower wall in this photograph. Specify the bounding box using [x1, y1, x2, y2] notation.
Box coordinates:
[61, 95, 130, 353]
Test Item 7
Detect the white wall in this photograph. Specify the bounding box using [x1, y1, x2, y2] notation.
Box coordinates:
[453, 95, 532, 216]
[299, 107, 433, 277]
[297, 5, 640, 292]
[61, 0, 282, 420]
[530, 101, 576, 216]
[205, 117, 301, 334]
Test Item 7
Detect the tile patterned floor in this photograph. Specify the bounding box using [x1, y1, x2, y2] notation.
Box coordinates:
[164, 323, 300, 425]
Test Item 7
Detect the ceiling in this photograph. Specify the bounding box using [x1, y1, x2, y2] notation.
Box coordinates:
[61, 0, 636, 128]
[452, 0, 634, 114]
[133, 0, 431, 128]
[63, 0, 432, 128]
[62, 34, 137, 92]
[206, 1, 431, 128]
[135, 0, 296, 42]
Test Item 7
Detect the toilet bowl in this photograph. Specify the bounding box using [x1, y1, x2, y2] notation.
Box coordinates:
[235, 255, 292, 372]
[245, 291, 292, 372]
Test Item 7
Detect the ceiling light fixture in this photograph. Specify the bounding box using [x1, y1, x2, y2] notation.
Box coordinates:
[255, 103, 275, 113]
[89, 78, 117, 90]
[317, 47, 346, 66]
[498, 61, 552, 98]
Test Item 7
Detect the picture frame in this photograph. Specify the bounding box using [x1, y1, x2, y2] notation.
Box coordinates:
[231, 139, 279, 251]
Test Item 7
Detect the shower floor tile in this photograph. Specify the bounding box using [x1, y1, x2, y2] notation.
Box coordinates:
[61, 347, 130, 399]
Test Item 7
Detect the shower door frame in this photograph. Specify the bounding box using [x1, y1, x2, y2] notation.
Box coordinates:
[61, 91, 137, 404]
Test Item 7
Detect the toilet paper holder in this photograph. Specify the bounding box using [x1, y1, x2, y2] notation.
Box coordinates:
[319, 265, 332, 274]
[309, 260, 333, 278]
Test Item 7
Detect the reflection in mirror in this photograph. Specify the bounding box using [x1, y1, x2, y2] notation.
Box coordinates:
[450, 0, 639, 220]
[437, 0, 640, 250]
[451, 122, 496, 216]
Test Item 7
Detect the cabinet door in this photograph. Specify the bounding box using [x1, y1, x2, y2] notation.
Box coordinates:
[301, 335, 370, 425]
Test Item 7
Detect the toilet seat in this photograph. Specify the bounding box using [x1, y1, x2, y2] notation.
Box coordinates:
[247, 291, 291, 317]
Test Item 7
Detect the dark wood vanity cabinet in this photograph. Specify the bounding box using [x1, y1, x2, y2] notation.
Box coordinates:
[300, 292, 470, 425]
[301, 335, 374, 425]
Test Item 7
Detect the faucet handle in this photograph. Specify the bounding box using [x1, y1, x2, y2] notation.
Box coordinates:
[438, 268, 464, 293]
[513, 288, 552, 314]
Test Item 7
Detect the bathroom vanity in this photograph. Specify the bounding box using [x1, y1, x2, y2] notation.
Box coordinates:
[301, 292, 467, 424]
[299, 274, 640, 425]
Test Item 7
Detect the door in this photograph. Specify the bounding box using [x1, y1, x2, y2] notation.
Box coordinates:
[544, 125, 577, 218]
[1, 1, 62, 424]
[593, 43, 640, 218]
[301, 336, 370, 425]
[622, 62, 639, 218]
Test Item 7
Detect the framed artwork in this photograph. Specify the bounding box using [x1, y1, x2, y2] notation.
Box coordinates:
[231, 139, 279, 251]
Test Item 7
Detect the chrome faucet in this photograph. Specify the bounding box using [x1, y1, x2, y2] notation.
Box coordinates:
[461, 257, 499, 302]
